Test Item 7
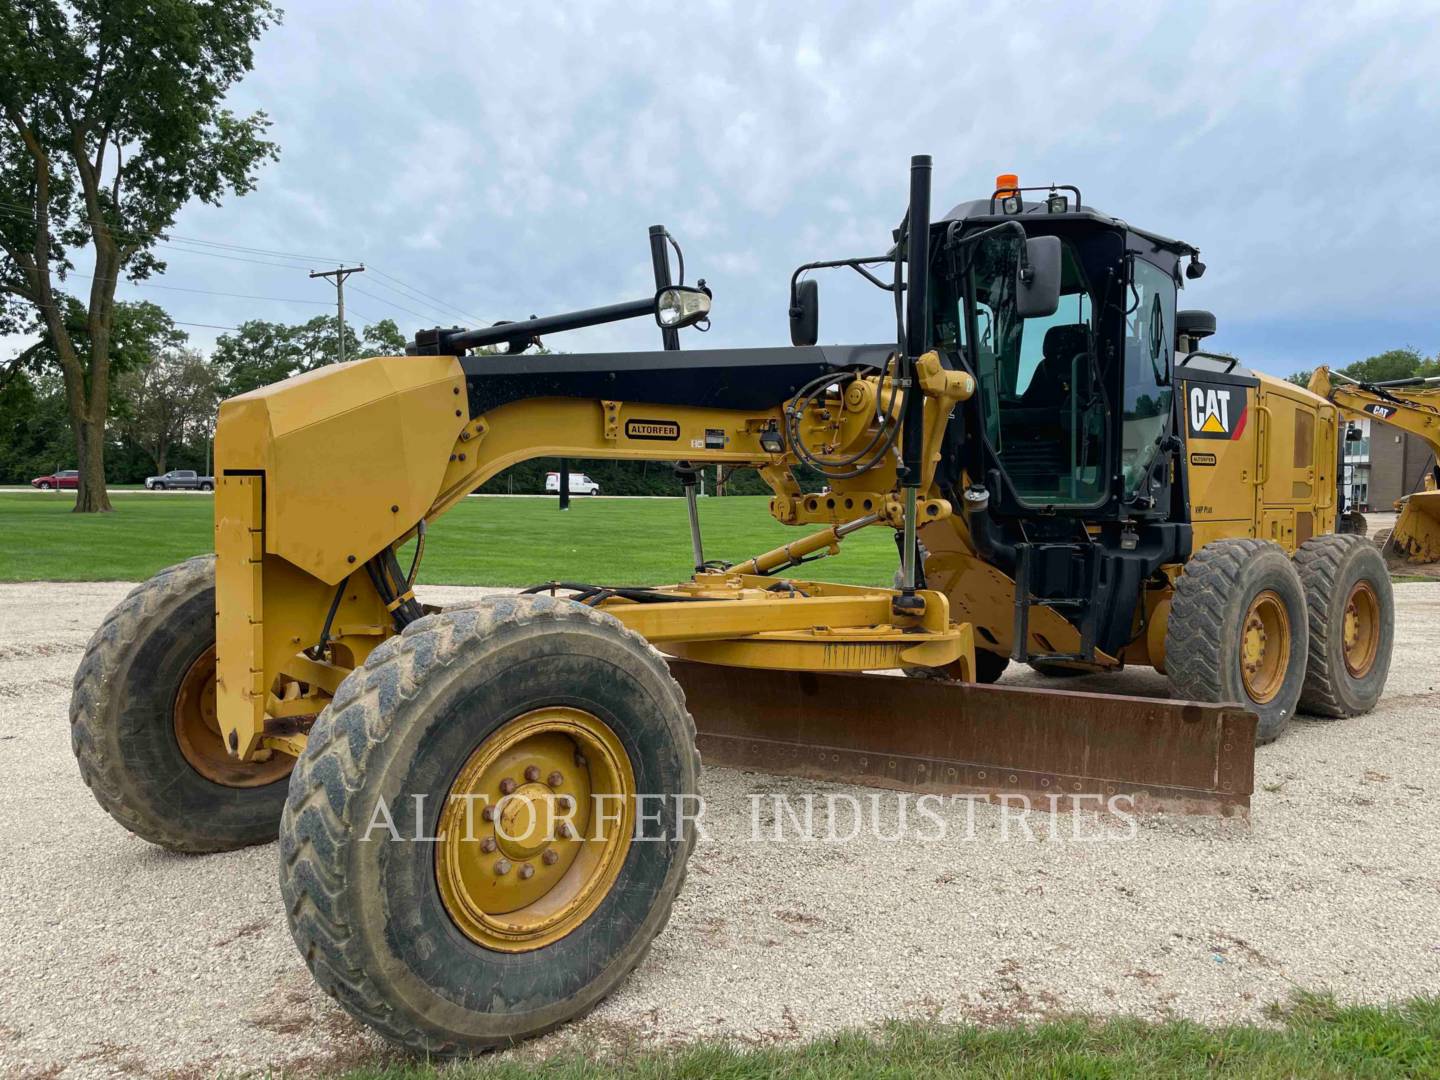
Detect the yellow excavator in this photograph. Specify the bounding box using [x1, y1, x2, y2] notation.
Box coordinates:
[1308, 365, 1440, 566]
[70, 157, 1392, 1054]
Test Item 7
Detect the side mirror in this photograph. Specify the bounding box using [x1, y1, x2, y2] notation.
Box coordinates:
[1346, 426, 1363, 443]
[1016, 235, 1061, 318]
[655, 286, 711, 330]
[789, 278, 818, 347]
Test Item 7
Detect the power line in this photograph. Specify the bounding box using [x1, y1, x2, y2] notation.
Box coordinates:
[0, 197, 357, 265]
[0, 199, 496, 328]
[309, 265, 366, 364]
[67, 270, 332, 307]
[365, 266, 489, 325]
[347, 283, 440, 323]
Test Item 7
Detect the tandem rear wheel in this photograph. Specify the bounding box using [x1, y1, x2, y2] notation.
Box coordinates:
[278, 595, 699, 1055]
[1165, 535, 1393, 743]
[1166, 538, 1309, 744]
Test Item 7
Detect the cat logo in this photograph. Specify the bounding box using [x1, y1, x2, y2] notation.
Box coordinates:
[1364, 403, 1396, 420]
[1187, 384, 1247, 440]
[625, 418, 681, 441]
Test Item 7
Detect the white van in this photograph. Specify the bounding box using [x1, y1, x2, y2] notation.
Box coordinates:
[545, 471, 601, 495]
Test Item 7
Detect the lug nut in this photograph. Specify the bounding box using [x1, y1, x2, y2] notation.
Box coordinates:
[524, 765, 540, 782]
[495, 858, 512, 876]
[548, 770, 564, 788]
[559, 822, 576, 839]
[482, 805, 497, 822]
[480, 836, 497, 853]
[499, 777, 517, 796]
[574, 751, 588, 766]
[519, 863, 534, 880]
[542, 849, 559, 866]
[556, 795, 574, 812]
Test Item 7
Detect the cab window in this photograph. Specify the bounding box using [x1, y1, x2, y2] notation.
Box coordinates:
[1121, 258, 1176, 496]
[942, 233, 1106, 508]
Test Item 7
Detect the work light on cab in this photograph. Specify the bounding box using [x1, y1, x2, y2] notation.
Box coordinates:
[655, 285, 711, 329]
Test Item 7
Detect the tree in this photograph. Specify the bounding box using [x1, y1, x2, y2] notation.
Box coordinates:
[25, 294, 185, 408]
[213, 316, 413, 397]
[115, 347, 217, 474]
[0, 1, 279, 510]
[364, 318, 407, 355]
[211, 318, 304, 397]
[1342, 347, 1437, 384]
[1288, 347, 1440, 389]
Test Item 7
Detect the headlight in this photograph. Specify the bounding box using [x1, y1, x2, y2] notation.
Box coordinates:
[655, 286, 711, 329]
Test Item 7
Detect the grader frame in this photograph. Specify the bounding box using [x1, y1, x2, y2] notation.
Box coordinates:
[73, 153, 1403, 1056]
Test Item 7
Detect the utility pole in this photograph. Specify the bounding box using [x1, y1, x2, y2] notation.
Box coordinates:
[309, 264, 365, 363]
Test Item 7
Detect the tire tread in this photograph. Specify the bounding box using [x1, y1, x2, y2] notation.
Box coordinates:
[277, 594, 698, 1055]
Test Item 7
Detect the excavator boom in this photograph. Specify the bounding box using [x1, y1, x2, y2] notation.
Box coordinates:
[1310, 366, 1440, 565]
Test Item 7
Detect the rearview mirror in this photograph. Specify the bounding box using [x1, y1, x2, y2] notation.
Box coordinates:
[655, 286, 711, 329]
[789, 278, 818, 347]
[1016, 235, 1061, 318]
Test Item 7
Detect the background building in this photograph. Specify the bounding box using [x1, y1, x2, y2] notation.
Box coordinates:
[1341, 418, 1371, 510]
[1342, 416, 1435, 510]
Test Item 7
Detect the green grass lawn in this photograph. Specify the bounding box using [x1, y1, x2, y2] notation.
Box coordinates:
[341, 995, 1440, 1079]
[0, 492, 899, 586]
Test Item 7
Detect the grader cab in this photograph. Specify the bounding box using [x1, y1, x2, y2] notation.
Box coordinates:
[71, 156, 1393, 1054]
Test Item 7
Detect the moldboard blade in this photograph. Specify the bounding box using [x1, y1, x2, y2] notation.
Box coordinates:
[667, 661, 1255, 817]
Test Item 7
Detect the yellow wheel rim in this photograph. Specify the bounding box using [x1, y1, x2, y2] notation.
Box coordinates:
[1239, 590, 1291, 705]
[173, 646, 293, 788]
[436, 707, 635, 953]
[1342, 580, 1380, 677]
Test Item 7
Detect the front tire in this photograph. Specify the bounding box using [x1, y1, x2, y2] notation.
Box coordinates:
[38, 481, 50, 490]
[153, 482, 166, 490]
[1165, 539, 1309, 744]
[279, 595, 699, 1055]
[69, 556, 293, 852]
[903, 648, 1008, 684]
[1294, 534, 1394, 717]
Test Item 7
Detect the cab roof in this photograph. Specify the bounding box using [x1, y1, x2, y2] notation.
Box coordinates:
[938, 196, 1198, 260]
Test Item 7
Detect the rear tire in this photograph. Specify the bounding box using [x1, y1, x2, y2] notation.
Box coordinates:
[279, 594, 699, 1055]
[69, 556, 293, 852]
[200, 482, 213, 492]
[1165, 538, 1309, 744]
[1294, 534, 1394, 717]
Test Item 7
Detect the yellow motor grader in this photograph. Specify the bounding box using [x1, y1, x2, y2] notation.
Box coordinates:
[70, 157, 1393, 1054]
[1308, 365, 1440, 566]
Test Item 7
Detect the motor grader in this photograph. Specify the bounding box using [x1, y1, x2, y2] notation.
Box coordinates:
[1308, 365, 1440, 566]
[71, 156, 1393, 1054]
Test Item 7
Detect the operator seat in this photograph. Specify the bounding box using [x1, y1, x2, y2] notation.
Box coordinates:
[1004, 324, 1093, 497]
[1020, 324, 1091, 408]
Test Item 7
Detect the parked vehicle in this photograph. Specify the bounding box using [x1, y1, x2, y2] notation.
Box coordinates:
[145, 469, 214, 491]
[30, 470, 79, 490]
[544, 471, 601, 495]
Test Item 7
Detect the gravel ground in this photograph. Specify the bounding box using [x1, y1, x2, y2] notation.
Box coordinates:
[2, 580, 1439, 1078]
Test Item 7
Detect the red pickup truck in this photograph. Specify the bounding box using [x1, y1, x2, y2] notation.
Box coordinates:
[30, 470, 79, 490]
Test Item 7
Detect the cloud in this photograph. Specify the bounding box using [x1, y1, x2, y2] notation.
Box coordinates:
[89, 0, 1440, 376]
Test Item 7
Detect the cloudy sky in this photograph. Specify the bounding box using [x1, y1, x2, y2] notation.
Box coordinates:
[103, 0, 1440, 376]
